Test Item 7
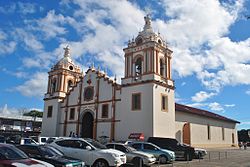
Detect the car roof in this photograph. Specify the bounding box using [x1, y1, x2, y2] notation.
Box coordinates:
[18, 144, 39, 147]
[0, 143, 15, 147]
[106, 142, 125, 145]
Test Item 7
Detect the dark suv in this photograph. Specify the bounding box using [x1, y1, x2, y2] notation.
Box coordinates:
[147, 137, 195, 161]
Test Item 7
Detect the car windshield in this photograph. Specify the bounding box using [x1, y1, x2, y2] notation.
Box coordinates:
[86, 139, 107, 149]
[0, 145, 28, 160]
[39, 146, 64, 157]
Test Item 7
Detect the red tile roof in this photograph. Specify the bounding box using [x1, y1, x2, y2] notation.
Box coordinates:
[175, 103, 240, 123]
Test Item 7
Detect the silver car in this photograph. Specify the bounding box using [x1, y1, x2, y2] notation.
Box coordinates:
[106, 143, 156, 166]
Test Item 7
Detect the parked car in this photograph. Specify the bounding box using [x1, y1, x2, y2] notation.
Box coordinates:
[17, 144, 85, 167]
[128, 141, 175, 164]
[106, 142, 156, 166]
[0, 143, 54, 167]
[5, 135, 22, 144]
[20, 138, 39, 145]
[30, 136, 49, 145]
[194, 147, 207, 159]
[46, 137, 59, 144]
[181, 143, 207, 159]
[50, 137, 126, 167]
[148, 137, 195, 161]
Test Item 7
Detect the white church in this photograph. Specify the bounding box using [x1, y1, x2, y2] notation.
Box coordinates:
[42, 15, 239, 148]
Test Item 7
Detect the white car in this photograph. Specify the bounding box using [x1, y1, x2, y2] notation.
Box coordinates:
[30, 136, 50, 145]
[50, 137, 126, 167]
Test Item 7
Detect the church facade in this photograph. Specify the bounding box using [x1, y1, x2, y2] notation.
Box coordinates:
[42, 15, 239, 148]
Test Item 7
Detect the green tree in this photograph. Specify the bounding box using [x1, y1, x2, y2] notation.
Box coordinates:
[23, 110, 43, 118]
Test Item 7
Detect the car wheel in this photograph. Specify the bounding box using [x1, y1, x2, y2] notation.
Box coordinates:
[132, 157, 143, 166]
[198, 152, 202, 159]
[185, 152, 193, 161]
[93, 159, 109, 167]
[159, 155, 168, 164]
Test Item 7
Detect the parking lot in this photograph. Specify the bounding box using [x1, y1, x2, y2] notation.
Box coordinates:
[152, 148, 250, 167]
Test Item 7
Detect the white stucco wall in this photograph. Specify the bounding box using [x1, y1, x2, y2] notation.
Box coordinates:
[153, 84, 175, 138]
[41, 99, 62, 137]
[116, 83, 153, 141]
[175, 111, 238, 148]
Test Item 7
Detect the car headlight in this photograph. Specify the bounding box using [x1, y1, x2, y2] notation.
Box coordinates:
[63, 164, 72, 167]
[112, 153, 120, 158]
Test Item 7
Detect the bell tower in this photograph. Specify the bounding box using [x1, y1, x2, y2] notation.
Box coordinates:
[42, 46, 82, 137]
[122, 14, 173, 85]
[117, 15, 175, 140]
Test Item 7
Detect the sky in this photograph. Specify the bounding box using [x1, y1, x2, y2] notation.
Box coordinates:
[0, 0, 250, 130]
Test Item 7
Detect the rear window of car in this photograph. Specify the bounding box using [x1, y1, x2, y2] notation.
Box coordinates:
[106, 144, 114, 149]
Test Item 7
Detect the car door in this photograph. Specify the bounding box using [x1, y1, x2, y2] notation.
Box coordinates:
[71, 140, 92, 165]
[143, 143, 159, 156]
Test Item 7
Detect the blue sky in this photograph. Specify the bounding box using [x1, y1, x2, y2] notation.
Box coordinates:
[0, 0, 250, 129]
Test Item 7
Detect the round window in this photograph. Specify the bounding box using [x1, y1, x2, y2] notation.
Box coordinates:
[69, 66, 73, 70]
[84, 87, 94, 101]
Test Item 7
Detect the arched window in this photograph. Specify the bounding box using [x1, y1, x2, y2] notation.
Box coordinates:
[51, 79, 57, 93]
[135, 57, 142, 76]
[136, 37, 143, 45]
[160, 59, 164, 76]
[68, 80, 73, 91]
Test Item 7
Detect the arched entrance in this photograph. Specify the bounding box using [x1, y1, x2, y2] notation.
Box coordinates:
[81, 112, 94, 138]
[183, 122, 191, 145]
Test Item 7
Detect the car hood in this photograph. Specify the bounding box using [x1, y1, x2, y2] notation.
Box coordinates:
[8, 158, 54, 167]
[46, 155, 82, 164]
[100, 149, 125, 156]
[133, 151, 155, 158]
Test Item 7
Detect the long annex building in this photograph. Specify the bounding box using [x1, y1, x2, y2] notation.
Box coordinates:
[42, 15, 239, 148]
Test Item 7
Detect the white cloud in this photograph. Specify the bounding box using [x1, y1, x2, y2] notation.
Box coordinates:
[208, 102, 224, 112]
[191, 91, 217, 102]
[17, 2, 36, 14]
[188, 102, 226, 112]
[14, 72, 48, 97]
[15, 28, 44, 51]
[52, 0, 146, 76]
[240, 121, 250, 125]
[224, 104, 235, 107]
[0, 2, 36, 15]
[246, 89, 250, 95]
[35, 10, 69, 39]
[0, 30, 17, 55]
[153, 0, 249, 92]
[181, 82, 186, 86]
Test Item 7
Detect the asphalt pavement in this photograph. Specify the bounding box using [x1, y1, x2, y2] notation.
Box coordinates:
[152, 147, 250, 167]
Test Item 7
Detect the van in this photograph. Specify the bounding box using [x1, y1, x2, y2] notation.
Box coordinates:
[147, 137, 195, 161]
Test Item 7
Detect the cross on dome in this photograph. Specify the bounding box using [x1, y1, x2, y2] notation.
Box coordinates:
[64, 45, 70, 57]
[143, 14, 152, 31]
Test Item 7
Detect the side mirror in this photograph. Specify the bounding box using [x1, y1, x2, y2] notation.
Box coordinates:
[86, 146, 92, 150]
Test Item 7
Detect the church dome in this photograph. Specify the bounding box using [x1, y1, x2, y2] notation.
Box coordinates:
[128, 15, 166, 48]
[52, 45, 81, 73]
